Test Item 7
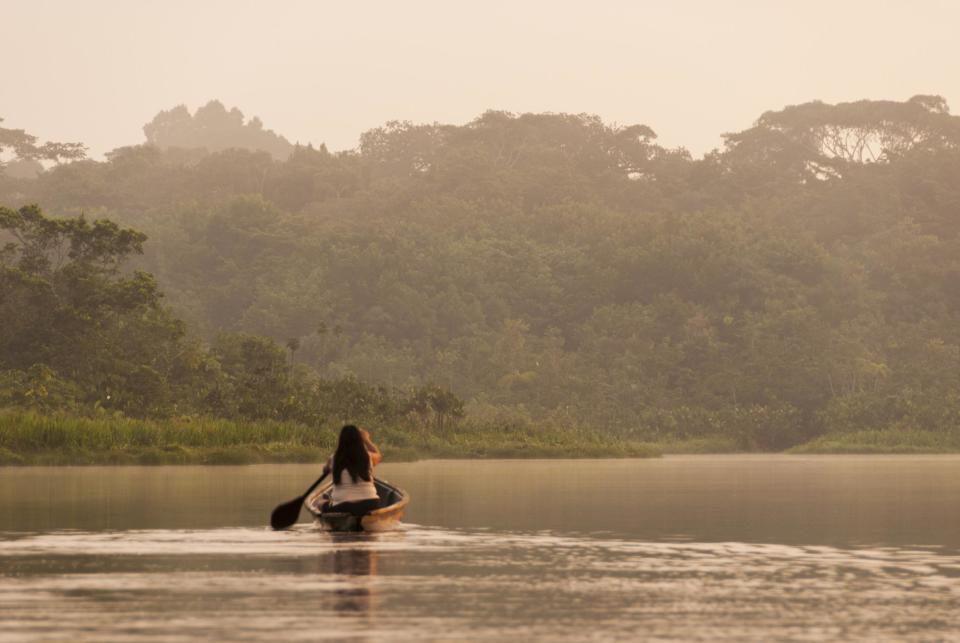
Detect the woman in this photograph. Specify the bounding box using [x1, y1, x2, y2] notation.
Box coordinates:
[321, 425, 383, 516]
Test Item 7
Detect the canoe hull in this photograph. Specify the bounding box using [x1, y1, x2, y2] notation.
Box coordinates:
[305, 477, 409, 532]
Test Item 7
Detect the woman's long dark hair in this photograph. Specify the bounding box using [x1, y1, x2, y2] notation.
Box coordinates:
[332, 425, 372, 485]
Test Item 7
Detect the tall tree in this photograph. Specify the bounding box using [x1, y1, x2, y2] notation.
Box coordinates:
[143, 100, 295, 160]
[0, 117, 86, 173]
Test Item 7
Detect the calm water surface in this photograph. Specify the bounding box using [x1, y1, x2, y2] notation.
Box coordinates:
[2, 455, 960, 641]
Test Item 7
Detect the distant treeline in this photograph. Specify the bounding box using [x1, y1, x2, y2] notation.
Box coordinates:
[2, 96, 960, 451]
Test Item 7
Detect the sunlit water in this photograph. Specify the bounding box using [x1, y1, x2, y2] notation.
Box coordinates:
[2, 456, 960, 641]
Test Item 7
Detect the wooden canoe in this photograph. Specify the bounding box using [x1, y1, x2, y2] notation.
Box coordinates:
[305, 477, 409, 532]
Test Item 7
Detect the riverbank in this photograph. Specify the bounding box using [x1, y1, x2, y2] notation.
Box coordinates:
[0, 411, 660, 465]
[787, 428, 960, 454]
[5, 411, 960, 465]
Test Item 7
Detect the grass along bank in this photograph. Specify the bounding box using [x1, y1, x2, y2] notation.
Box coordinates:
[0, 411, 660, 465]
[7, 411, 958, 464]
[787, 428, 960, 454]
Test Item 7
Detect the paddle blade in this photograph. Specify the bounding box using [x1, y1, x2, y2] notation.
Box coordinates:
[270, 496, 304, 530]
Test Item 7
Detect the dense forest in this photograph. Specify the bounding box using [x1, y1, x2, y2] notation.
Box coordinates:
[2, 96, 960, 453]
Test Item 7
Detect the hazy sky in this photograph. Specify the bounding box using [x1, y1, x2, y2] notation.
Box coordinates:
[4, 0, 958, 158]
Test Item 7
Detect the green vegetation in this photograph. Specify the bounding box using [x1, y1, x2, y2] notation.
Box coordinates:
[3, 95, 960, 458]
[0, 411, 657, 465]
[790, 430, 960, 454]
[144, 101, 293, 160]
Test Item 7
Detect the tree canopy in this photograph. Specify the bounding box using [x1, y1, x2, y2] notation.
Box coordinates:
[2, 95, 959, 447]
[143, 100, 294, 160]
[0, 118, 86, 176]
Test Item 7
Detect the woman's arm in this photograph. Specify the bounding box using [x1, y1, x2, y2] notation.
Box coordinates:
[361, 428, 382, 466]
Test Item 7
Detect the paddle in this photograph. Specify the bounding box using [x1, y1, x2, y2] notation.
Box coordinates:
[270, 470, 329, 530]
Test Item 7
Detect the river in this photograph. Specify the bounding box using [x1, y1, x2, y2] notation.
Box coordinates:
[2, 456, 960, 640]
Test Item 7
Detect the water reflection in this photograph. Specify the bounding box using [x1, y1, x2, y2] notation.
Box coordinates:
[329, 534, 379, 618]
[1, 525, 960, 640]
[4, 458, 960, 640]
[6, 456, 960, 548]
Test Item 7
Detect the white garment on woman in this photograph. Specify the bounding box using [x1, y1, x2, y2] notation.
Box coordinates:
[330, 467, 378, 504]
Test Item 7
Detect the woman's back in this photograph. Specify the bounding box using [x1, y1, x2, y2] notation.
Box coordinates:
[327, 425, 382, 506]
[330, 460, 378, 504]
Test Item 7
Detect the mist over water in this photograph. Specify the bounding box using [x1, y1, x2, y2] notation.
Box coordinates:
[3, 458, 960, 641]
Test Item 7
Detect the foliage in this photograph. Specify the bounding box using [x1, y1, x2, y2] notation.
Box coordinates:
[0, 205, 470, 432]
[789, 428, 960, 454]
[0, 204, 188, 416]
[0, 117, 86, 171]
[3, 96, 960, 453]
[0, 410, 657, 465]
[143, 100, 294, 160]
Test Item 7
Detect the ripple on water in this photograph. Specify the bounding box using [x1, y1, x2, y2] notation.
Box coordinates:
[2, 526, 960, 641]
